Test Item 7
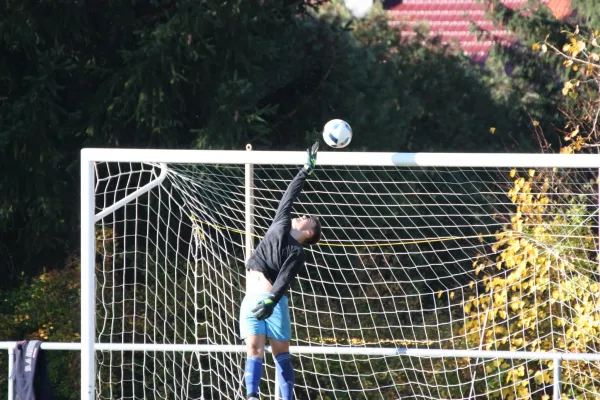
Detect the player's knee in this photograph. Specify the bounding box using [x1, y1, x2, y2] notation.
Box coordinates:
[246, 338, 266, 358]
[247, 346, 264, 358]
[269, 339, 290, 357]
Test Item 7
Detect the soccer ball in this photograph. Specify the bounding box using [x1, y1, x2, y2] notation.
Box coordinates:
[323, 119, 352, 149]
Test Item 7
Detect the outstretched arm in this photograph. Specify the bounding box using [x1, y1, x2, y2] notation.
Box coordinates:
[269, 250, 306, 304]
[271, 169, 309, 226]
[271, 142, 319, 226]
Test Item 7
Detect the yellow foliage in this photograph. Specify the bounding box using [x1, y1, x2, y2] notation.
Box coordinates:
[464, 304, 471, 314]
[517, 385, 530, 398]
[565, 125, 580, 140]
[455, 151, 600, 398]
[571, 40, 586, 57]
[560, 146, 574, 154]
[562, 81, 573, 96]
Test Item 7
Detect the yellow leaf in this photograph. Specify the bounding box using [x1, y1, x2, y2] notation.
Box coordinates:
[437, 290, 443, 299]
[563, 43, 571, 52]
[532, 43, 540, 51]
[564, 59, 574, 67]
[490, 127, 496, 134]
[528, 169, 535, 177]
[571, 41, 585, 57]
[565, 125, 579, 140]
[510, 169, 517, 178]
[534, 370, 543, 384]
[533, 120, 539, 127]
[562, 81, 573, 96]
[542, 370, 551, 384]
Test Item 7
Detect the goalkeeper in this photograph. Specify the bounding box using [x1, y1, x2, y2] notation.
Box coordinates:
[240, 142, 322, 400]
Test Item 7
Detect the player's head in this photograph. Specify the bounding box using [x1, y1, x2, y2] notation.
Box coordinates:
[292, 215, 322, 245]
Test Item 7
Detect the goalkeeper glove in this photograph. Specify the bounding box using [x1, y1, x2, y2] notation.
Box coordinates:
[251, 296, 277, 320]
[303, 141, 319, 175]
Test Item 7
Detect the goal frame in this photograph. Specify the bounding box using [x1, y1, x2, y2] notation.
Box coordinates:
[80, 148, 600, 400]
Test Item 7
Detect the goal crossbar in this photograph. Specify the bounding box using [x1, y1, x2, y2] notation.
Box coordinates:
[81, 148, 600, 168]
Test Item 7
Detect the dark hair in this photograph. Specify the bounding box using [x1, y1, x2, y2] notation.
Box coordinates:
[303, 216, 322, 246]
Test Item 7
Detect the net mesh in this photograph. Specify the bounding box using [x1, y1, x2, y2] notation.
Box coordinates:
[93, 160, 600, 400]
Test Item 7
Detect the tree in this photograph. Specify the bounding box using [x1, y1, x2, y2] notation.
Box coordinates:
[0, 0, 535, 287]
[472, 0, 574, 151]
[479, 0, 600, 153]
[536, 21, 600, 153]
[442, 8, 600, 398]
[457, 164, 600, 399]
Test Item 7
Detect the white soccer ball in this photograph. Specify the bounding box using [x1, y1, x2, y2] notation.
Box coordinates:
[323, 119, 352, 149]
[344, 0, 373, 18]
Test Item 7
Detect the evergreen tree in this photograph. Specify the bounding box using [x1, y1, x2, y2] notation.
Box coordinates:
[0, 0, 533, 285]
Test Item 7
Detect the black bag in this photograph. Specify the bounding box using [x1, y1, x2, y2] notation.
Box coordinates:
[12, 340, 54, 400]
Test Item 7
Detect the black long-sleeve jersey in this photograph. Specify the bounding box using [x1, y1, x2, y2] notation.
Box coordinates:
[246, 169, 308, 304]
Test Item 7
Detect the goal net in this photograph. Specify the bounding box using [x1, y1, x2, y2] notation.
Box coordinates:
[88, 151, 600, 400]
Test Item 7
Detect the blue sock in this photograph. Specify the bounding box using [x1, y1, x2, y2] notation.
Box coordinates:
[274, 352, 294, 400]
[244, 356, 263, 396]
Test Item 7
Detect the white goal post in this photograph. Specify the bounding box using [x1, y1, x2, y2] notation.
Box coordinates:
[81, 148, 600, 400]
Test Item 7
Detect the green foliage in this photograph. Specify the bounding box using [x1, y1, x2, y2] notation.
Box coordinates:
[571, 0, 600, 26]
[480, 0, 600, 153]
[0, 261, 80, 400]
[476, 0, 574, 151]
[536, 24, 600, 153]
[0, 0, 544, 286]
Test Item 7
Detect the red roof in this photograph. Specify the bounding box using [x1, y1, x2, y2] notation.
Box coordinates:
[546, 0, 572, 19]
[386, 0, 572, 60]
